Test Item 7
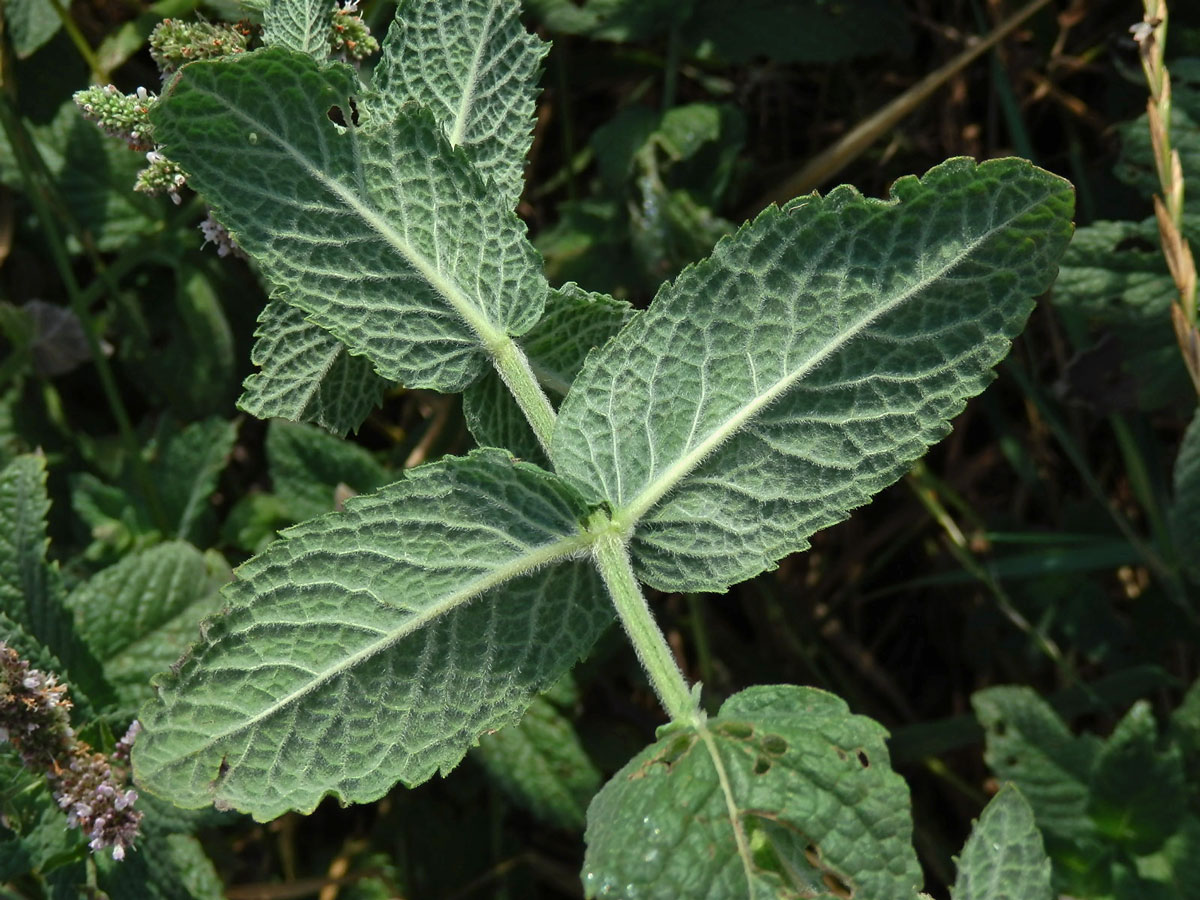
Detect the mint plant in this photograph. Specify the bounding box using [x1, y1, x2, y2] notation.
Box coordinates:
[64, 0, 1074, 895]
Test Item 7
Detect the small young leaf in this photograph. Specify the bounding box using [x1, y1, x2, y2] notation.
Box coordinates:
[261, 0, 333, 57]
[239, 299, 389, 436]
[1087, 700, 1186, 854]
[582, 685, 922, 900]
[134, 450, 611, 820]
[152, 48, 548, 393]
[472, 681, 602, 830]
[952, 785, 1052, 900]
[972, 686, 1098, 842]
[553, 157, 1074, 591]
[374, 0, 549, 206]
[464, 283, 634, 462]
[67, 542, 231, 712]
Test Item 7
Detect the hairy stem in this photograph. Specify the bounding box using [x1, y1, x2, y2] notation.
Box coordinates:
[591, 526, 700, 725]
[490, 336, 558, 456]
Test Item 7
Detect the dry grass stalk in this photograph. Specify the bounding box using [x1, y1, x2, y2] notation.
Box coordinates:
[1134, 0, 1200, 395]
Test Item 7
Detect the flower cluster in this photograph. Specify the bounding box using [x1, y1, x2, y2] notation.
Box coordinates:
[72, 84, 156, 151]
[330, 1, 379, 62]
[149, 18, 251, 77]
[0, 643, 142, 861]
[200, 210, 244, 258]
[136, 150, 189, 204]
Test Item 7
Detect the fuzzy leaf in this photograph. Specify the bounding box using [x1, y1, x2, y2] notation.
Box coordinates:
[239, 299, 389, 435]
[133, 450, 611, 819]
[972, 686, 1099, 842]
[152, 48, 548, 392]
[67, 542, 231, 712]
[261, 0, 332, 57]
[952, 786, 1052, 900]
[583, 685, 922, 899]
[464, 283, 634, 463]
[155, 418, 238, 544]
[553, 157, 1074, 591]
[374, 0, 549, 206]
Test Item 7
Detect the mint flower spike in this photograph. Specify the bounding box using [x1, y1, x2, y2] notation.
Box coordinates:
[0, 643, 142, 861]
[149, 18, 250, 78]
[73, 84, 157, 151]
[330, 0, 380, 62]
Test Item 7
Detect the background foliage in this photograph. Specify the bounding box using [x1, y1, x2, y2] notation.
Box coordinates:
[3, 0, 1200, 897]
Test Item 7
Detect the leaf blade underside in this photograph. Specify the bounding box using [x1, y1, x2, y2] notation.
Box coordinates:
[552, 157, 1074, 591]
[374, 0, 549, 207]
[133, 450, 612, 820]
[152, 48, 547, 394]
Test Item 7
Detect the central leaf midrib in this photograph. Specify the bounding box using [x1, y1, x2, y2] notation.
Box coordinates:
[191, 82, 507, 351]
[183, 530, 593, 754]
[614, 191, 1049, 528]
[448, 0, 502, 149]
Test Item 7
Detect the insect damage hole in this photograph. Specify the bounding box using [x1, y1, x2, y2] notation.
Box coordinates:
[326, 98, 361, 128]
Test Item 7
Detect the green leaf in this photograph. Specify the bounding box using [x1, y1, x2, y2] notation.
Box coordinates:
[553, 157, 1074, 591]
[1116, 59, 1200, 215]
[154, 418, 238, 544]
[464, 283, 634, 463]
[472, 678, 602, 830]
[972, 686, 1099, 842]
[239, 299, 389, 435]
[5, 0, 63, 58]
[266, 419, 389, 522]
[583, 685, 922, 900]
[152, 48, 548, 393]
[1087, 701, 1186, 854]
[952, 785, 1052, 900]
[524, 0, 682, 42]
[0, 455, 112, 709]
[374, 0, 549, 207]
[67, 542, 231, 712]
[261, 0, 333, 57]
[134, 450, 612, 820]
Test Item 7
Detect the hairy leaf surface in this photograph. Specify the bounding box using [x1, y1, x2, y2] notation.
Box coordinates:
[239, 299, 389, 435]
[464, 283, 633, 462]
[261, 0, 331, 57]
[374, 0, 548, 206]
[952, 786, 1052, 900]
[583, 685, 921, 899]
[553, 157, 1074, 591]
[152, 48, 547, 392]
[134, 450, 611, 819]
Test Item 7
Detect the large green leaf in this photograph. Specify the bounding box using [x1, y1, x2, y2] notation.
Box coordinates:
[952, 786, 1052, 900]
[134, 450, 612, 819]
[67, 542, 231, 712]
[582, 685, 922, 899]
[5, 0, 62, 58]
[374, 0, 548, 207]
[464, 283, 633, 463]
[239, 299, 389, 435]
[552, 157, 1074, 591]
[152, 48, 548, 393]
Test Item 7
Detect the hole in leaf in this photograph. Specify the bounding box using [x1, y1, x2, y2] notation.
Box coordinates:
[648, 733, 697, 772]
[856, 750, 869, 768]
[753, 756, 771, 775]
[761, 734, 787, 756]
[348, 96, 360, 126]
[720, 721, 754, 740]
[835, 748, 847, 761]
[327, 105, 347, 127]
[216, 756, 230, 780]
